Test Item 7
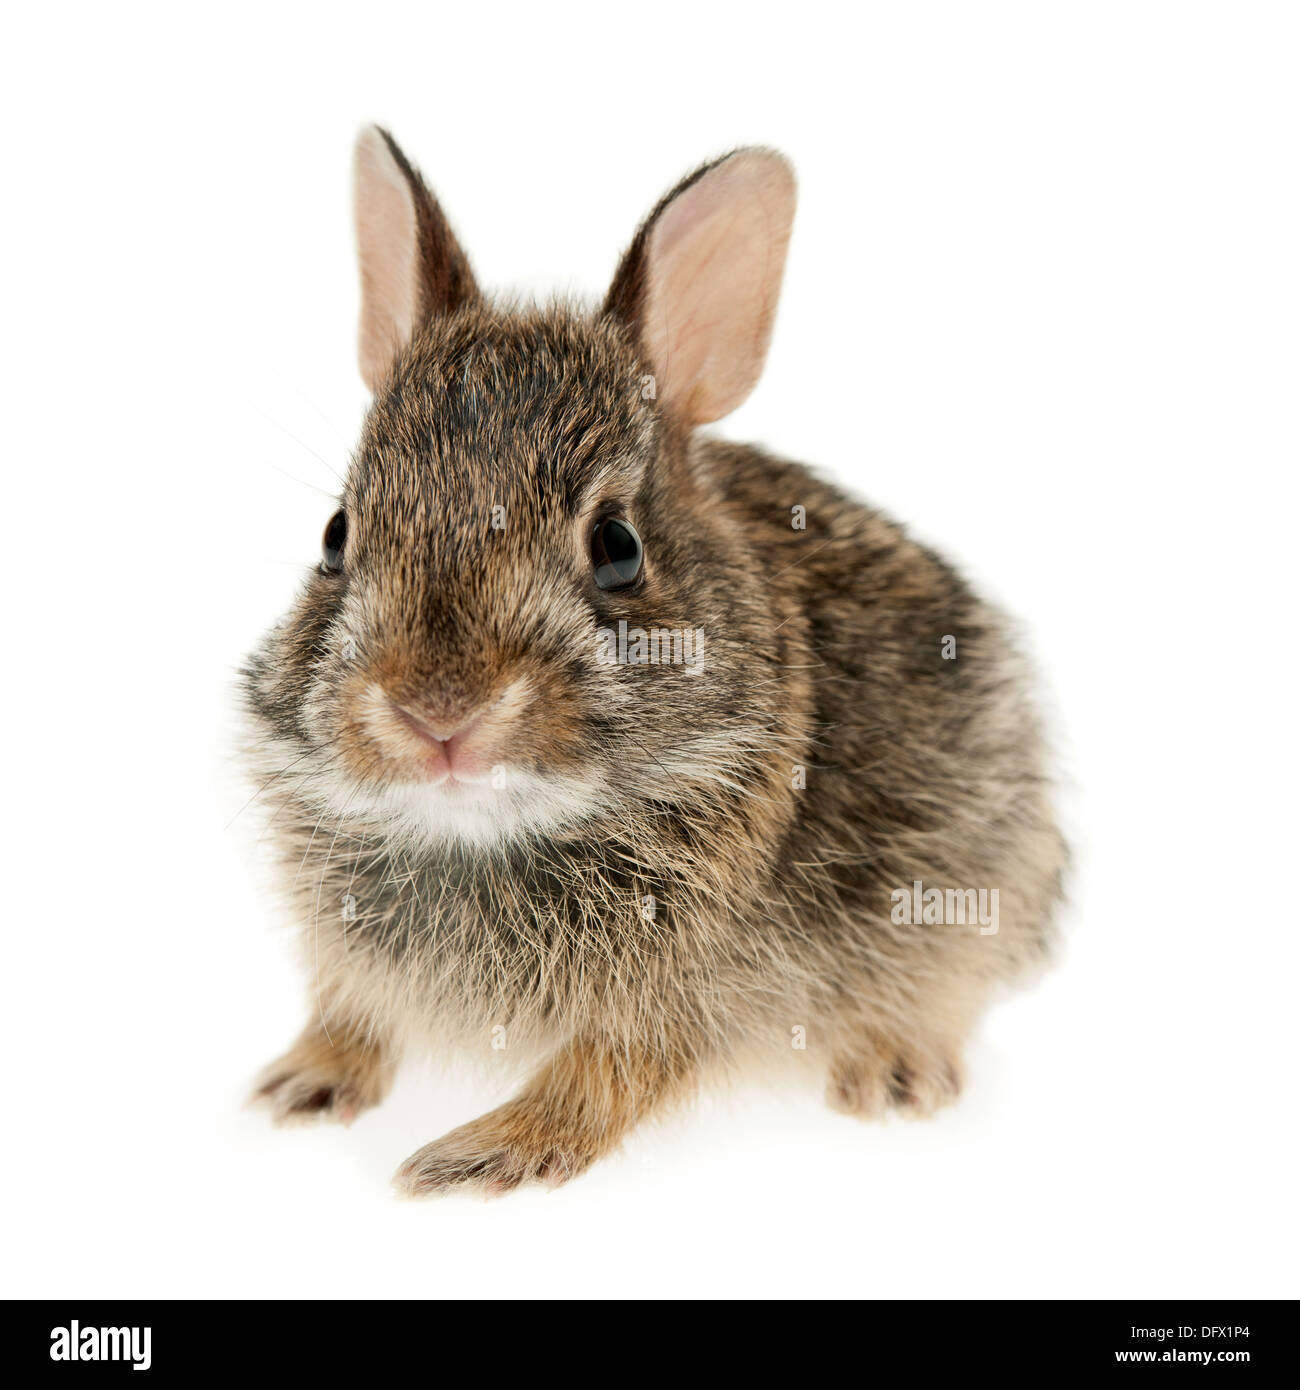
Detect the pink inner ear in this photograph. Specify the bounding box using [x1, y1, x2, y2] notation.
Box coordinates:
[642, 153, 796, 426]
[354, 127, 419, 393]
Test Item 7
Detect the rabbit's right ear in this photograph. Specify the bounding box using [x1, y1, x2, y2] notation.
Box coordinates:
[352, 126, 479, 392]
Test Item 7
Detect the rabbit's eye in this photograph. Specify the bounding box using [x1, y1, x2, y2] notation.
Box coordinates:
[591, 516, 643, 590]
[321, 510, 347, 572]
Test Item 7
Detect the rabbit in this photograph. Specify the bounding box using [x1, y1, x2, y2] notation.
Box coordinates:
[241, 125, 1066, 1195]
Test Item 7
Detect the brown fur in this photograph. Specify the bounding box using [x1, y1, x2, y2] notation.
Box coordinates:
[255, 1014, 395, 1126]
[239, 130, 1066, 1194]
[374, 128, 479, 321]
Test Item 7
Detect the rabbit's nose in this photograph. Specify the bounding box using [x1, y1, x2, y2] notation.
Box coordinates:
[386, 699, 483, 749]
[356, 678, 530, 786]
[379, 695, 506, 784]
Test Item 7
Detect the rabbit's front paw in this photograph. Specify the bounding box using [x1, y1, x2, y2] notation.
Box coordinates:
[827, 1035, 963, 1119]
[252, 1026, 393, 1126]
[394, 1106, 593, 1197]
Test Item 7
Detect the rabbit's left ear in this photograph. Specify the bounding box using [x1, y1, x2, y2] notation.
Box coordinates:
[605, 149, 796, 426]
[352, 125, 479, 392]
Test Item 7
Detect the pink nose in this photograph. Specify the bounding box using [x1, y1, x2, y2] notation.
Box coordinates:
[385, 697, 494, 784]
[388, 699, 482, 749]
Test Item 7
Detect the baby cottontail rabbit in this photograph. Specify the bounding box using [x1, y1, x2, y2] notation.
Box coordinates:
[242, 127, 1065, 1194]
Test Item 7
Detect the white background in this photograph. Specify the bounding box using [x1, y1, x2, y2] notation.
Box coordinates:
[2, 1, 1296, 1299]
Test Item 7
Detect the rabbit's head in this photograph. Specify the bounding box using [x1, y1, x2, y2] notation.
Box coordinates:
[244, 128, 799, 852]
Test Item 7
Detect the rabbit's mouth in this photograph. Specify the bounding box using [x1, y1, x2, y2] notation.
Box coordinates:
[247, 673, 601, 849]
[345, 678, 537, 793]
[383, 698, 497, 787]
